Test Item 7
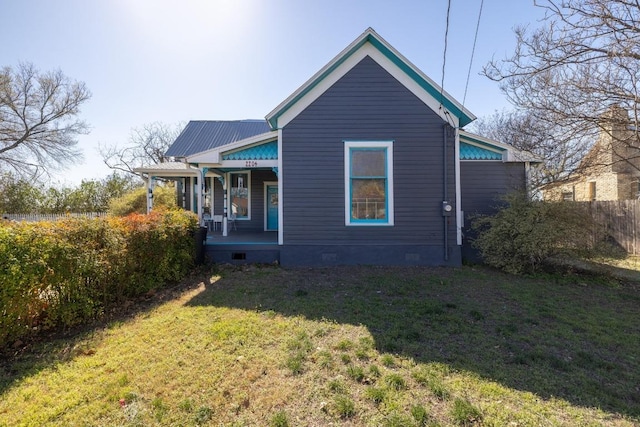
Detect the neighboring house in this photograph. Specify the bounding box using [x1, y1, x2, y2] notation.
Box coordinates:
[543, 106, 640, 201]
[136, 28, 535, 266]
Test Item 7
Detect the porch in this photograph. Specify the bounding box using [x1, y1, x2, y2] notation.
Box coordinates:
[204, 229, 280, 264]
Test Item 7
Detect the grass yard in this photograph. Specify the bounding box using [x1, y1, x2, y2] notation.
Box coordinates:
[1, 264, 639, 426]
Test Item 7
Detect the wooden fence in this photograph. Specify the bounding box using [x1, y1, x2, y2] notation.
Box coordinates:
[580, 201, 640, 255]
[1, 212, 107, 222]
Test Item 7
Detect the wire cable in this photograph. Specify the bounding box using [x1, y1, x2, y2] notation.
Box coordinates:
[462, 0, 485, 108]
[439, 0, 452, 108]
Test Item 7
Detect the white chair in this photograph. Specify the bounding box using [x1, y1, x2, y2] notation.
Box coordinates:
[212, 214, 223, 231]
[202, 213, 212, 232]
[228, 212, 237, 231]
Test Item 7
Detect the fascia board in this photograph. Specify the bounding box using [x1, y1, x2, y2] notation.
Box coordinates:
[265, 29, 372, 129]
[275, 44, 460, 129]
[266, 28, 476, 130]
[134, 169, 199, 177]
[186, 131, 278, 163]
[460, 130, 508, 151]
[218, 160, 278, 168]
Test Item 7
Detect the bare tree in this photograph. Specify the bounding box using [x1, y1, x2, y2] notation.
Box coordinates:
[470, 109, 591, 188]
[0, 62, 91, 178]
[483, 0, 640, 178]
[100, 122, 183, 176]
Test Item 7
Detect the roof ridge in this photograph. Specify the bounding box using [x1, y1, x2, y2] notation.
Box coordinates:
[188, 119, 266, 123]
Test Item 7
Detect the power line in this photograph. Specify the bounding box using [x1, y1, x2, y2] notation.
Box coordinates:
[462, 0, 485, 108]
[439, 0, 452, 108]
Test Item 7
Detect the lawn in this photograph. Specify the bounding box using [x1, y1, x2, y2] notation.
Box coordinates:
[1, 264, 639, 426]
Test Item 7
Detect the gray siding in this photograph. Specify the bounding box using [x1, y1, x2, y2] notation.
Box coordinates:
[281, 56, 458, 265]
[460, 160, 526, 261]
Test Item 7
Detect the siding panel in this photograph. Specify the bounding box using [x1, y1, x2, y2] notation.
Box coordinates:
[460, 161, 526, 261]
[282, 56, 458, 262]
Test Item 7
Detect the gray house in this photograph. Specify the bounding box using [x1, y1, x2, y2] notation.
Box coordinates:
[136, 28, 534, 266]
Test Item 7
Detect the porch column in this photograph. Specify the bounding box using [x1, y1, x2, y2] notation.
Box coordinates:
[220, 175, 228, 237]
[210, 176, 215, 216]
[194, 169, 203, 226]
[201, 167, 210, 227]
[146, 176, 155, 214]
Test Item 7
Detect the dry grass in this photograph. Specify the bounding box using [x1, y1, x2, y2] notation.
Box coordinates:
[1, 264, 639, 426]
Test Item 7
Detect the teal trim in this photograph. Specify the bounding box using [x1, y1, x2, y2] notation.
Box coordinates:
[268, 33, 474, 129]
[268, 38, 366, 129]
[222, 140, 278, 160]
[460, 142, 503, 160]
[349, 146, 389, 224]
[367, 37, 474, 126]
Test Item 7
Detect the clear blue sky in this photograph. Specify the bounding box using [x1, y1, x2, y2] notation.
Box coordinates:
[1, 0, 545, 185]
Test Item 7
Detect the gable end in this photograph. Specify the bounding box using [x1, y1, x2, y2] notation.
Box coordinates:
[266, 28, 475, 131]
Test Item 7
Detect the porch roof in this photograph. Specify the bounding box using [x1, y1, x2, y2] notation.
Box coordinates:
[459, 130, 542, 163]
[185, 131, 278, 165]
[134, 161, 200, 177]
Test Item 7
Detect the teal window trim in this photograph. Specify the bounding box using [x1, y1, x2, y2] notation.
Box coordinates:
[344, 140, 394, 226]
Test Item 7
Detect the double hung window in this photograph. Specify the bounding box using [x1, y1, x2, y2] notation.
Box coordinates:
[344, 141, 394, 225]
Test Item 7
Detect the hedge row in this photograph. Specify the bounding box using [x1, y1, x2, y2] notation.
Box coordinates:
[0, 210, 199, 348]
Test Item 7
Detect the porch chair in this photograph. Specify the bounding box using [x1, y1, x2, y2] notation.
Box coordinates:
[228, 212, 237, 231]
[212, 214, 223, 231]
[202, 213, 212, 232]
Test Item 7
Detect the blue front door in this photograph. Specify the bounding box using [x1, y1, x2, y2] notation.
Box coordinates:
[266, 185, 278, 230]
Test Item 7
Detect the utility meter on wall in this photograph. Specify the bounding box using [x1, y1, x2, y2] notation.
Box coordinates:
[442, 201, 453, 217]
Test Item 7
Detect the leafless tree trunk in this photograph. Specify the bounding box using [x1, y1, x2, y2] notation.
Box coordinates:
[0, 63, 91, 178]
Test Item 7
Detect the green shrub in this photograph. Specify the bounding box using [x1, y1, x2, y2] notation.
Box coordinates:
[471, 193, 597, 274]
[0, 210, 198, 348]
[108, 185, 178, 216]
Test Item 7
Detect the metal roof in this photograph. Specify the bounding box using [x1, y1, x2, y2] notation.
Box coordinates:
[165, 120, 271, 158]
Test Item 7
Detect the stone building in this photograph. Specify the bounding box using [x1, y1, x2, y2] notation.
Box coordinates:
[543, 106, 640, 201]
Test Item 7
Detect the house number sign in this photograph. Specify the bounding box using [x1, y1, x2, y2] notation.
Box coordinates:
[245, 161, 259, 167]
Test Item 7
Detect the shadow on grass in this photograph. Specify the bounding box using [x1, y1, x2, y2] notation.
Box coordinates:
[186, 264, 640, 419]
[0, 271, 206, 397]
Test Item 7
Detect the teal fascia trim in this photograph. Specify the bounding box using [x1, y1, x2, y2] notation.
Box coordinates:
[222, 140, 278, 161]
[268, 34, 474, 130]
[267, 37, 367, 130]
[367, 37, 474, 127]
[460, 142, 503, 160]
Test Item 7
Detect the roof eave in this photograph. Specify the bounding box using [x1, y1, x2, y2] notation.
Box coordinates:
[186, 130, 278, 163]
[459, 130, 543, 163]
[265, 28, 476, 130]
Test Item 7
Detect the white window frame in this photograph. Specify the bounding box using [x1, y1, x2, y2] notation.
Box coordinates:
[229, 171, 251, 220]
[344, 140, 394, 226]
